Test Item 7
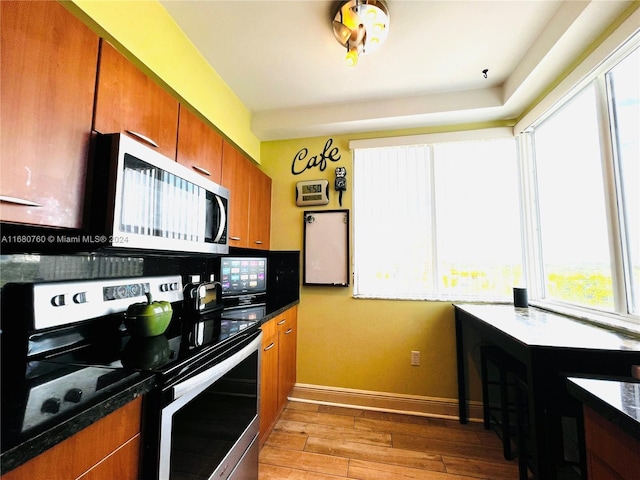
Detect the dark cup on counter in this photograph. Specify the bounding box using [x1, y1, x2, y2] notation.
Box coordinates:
[513, 287, 528, 308]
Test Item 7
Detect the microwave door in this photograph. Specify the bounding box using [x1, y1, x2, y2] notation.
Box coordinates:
[98, 133, 230, 254]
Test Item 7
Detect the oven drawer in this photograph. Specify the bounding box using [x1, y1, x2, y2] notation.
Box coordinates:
[229, 434, 259, 480]
[218, 417, 259, 479]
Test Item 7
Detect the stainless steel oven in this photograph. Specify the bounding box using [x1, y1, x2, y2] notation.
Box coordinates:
[156, 329, 261, 479]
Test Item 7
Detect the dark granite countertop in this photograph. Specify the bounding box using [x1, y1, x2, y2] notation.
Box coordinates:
[0, 298, 298, 474]
[567, 376, 640, 441]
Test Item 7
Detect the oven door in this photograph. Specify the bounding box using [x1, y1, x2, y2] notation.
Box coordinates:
[158, 330, 261, 480]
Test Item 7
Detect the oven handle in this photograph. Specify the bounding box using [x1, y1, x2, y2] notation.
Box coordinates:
[172, 331, 262, 401]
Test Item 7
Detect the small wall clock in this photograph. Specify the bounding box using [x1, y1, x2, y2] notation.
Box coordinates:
[296, 179, 329, 206]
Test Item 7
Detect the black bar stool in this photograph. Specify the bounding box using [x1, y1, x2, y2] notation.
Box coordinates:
[480, 344, 525, 461]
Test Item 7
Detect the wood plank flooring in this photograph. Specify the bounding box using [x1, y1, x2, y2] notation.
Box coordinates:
[259, 401, 520, 479]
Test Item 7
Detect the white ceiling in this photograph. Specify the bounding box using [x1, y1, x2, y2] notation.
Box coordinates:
[159, 0, 632, 141]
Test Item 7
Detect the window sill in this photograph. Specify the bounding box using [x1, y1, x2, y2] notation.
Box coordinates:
[352, 294, 640, 337]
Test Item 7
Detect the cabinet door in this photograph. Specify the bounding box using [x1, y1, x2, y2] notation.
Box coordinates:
[221, 142, 251, 247]
[259, 329, 279, 444]
[248, 168, 272, 250]
[0, 1, 99, 228]
[94, 40, 179, 160]
[584, 405, 640, 480]
[176, 106, 223, 184]
[277, 307, 298, 411]
[2, 397, 142, 480]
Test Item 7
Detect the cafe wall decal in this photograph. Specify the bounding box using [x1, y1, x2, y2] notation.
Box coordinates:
[291, 138, 341, 175]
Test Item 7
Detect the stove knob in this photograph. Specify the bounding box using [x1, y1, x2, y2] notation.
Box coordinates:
[64, 388, 83, 404]
[41, 398, 61, 414]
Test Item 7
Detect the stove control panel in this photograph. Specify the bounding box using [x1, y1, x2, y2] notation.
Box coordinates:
[31, 276, 183, 330]
[22, 367, 115, 432]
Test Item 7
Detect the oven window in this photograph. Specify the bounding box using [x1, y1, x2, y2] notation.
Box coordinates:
[169, 351, 258, 479]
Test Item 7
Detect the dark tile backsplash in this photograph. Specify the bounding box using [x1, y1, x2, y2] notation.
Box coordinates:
[1, 250, 300, 300]
[0, 253, 216, 288]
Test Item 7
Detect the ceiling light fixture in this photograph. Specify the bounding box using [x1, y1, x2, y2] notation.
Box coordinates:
[332, 0, 390, 67]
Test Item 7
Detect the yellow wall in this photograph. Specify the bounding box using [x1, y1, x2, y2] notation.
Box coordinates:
[260, 131, 494, 400]
[65, 0, 261, 162]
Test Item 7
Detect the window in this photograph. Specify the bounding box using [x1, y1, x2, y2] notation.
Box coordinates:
[531, 84, 614, 311]
[608, 48, 639, 315]
[524, 44, 639, 322]
[352, 39, 638, 329]
[353, 135, 521, 301]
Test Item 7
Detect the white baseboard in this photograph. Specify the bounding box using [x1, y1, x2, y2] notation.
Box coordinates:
[289, 383, 483, 422]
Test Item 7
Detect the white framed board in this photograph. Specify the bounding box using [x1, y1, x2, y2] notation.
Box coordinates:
[303, 210, 349, 286]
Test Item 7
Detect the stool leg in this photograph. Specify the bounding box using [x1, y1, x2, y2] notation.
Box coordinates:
[516, 379, 529, 480]
[500, 366, 513, 460]
[481, 348, 490, 429]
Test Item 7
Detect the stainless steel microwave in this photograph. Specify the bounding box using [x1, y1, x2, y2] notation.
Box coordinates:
[90, 133, 229, 254]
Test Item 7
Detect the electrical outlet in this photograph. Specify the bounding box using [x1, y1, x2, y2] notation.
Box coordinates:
[411, 350, 420, 366]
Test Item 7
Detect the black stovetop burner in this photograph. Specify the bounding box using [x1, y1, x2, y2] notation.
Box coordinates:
[36, 311, 259, 383]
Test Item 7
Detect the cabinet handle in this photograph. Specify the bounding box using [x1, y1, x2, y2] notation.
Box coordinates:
[254, 240, 263, 245]
[125, 130, 159, 148]
[264, 342, 275, 352]
[277, 319, 286, 325]
[285, 328, 293, 335]
[230, 236, 241, 241]
[191, 165, 211, 176]
[0, 195, 41, 207]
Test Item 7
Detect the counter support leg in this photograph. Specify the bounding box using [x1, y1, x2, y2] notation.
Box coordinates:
[455, 309, 468, 424]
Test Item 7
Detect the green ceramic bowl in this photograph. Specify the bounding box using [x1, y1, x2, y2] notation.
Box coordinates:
[124, 293, 172, 337]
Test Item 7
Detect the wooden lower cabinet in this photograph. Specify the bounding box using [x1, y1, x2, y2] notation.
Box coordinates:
[259, 326, 279, 444]
[2, 397, 143, 480]
[259, 306, 298, 446]
[277, 307, 298, 411]
[584, 405, 640, 480]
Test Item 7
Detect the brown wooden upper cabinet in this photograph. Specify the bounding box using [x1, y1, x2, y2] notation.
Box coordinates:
[176, 107, 224, 184]
[221, 142, 271, 250]
[0, 1, 99, 228]
[248, 167, 272, 250]
[94, 40, 179, 160]
[221, 141, 252, 248]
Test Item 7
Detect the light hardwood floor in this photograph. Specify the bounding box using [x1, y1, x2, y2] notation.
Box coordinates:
[259, 401, 520, 479]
